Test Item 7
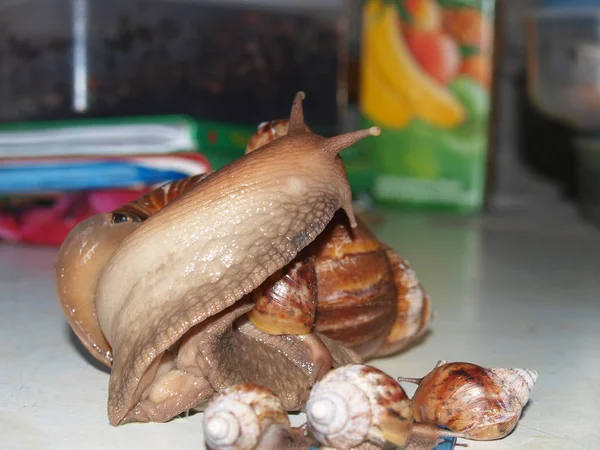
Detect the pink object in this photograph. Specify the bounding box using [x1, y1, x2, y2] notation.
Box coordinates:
[0, 188, 150, 247]
[0, 151, 212, 247]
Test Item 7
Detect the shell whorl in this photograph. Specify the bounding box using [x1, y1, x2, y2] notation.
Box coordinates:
[306, 364, 413, 449]
[490, 368, 538, 407]
[112, 173, 208, 221]
[203, 384, 290, 450]
[403, 362, 539, 441]
[249, 258, 318, 336]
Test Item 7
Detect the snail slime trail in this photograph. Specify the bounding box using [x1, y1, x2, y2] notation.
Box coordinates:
[56, 91, 380, 425]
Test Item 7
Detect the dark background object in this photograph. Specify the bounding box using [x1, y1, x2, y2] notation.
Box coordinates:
[515, 71, 579, 200]
[0, 0, 347, 134]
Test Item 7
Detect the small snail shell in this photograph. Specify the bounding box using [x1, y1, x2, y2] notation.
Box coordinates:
[400, 361, 538, 441]
[306, 364, 413, 449]
[248, 258, 318, 335]
[203, 384, 290, 450]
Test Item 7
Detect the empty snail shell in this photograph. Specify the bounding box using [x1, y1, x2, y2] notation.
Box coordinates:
[203, 383, 290, 450]
[306, 364, 413, 449]
[399, 361, 539, 441]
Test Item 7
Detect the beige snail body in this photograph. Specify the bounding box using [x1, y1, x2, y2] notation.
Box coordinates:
[56, 92, 381, 426]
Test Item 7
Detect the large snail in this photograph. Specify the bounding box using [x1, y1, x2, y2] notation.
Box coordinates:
[55, 92, 431, 426]
[398, 361, 539, 441]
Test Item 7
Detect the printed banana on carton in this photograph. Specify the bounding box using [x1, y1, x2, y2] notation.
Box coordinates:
[361, 0, 466, 129]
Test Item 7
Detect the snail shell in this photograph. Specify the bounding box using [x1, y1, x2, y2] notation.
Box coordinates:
[248, 257, 318, 336]
[306, 364, 413, 449]
[310, 214, 398, 358]
[203, 383, 290, 450]
[112, 173, 208, 222]
[246, 119, 312, 154]
[401, 361, 538, 441]
[374, 246, 432, 357]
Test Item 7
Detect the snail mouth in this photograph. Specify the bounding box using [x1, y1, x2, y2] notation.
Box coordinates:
[116, 299, 361, 423]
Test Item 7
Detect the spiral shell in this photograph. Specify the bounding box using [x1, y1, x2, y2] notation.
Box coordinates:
[306, 364, 413, 449]
[311, 214, 399, 359]
[203, 384, 290, 450]
[112, 173, 208, 222]
[245, 119, 312, 154]
[403, 361, 538, 441]
[248, 258, 318, 335]
[374, 246, 432, 357]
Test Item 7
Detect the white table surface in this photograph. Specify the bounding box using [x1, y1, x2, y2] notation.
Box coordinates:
[1, 208, 599, 450]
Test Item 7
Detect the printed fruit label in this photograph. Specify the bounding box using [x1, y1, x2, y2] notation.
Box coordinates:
[359, 0, 495, 212]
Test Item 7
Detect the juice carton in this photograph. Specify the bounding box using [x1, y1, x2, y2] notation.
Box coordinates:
[359, 0, 496, 213]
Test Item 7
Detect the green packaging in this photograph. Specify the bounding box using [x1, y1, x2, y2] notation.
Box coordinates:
[359, 0, 495, 213]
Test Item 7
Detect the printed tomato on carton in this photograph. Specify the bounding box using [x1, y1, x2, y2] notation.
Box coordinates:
[398, 0, 462, 86]
[402, 27, 461, 86]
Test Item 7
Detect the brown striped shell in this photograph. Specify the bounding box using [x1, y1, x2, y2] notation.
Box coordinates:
[310, 213, 398, 358]
[249, 258, 318, 336]
[401, 361, 539, 441]
[112, 173, 209, 222]
[246, 119, 312, 154]
[375, 246, 432, 357]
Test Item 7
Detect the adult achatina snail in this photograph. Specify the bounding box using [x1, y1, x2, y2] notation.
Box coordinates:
[203, 383, 316, 450]
[398, 360, 539, 441]
[245, 119, 432, 360]
[55, 92, 430, 427]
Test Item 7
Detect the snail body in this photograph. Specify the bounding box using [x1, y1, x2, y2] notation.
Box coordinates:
[56, 92, 381, 426]
[399, 361, 538, 440]
[55, 174, 208, 367]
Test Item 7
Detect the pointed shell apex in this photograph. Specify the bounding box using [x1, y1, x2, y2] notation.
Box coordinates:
[490, 367, 538, 407]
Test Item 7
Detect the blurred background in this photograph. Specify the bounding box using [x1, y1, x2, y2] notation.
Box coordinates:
[1, 0, 599, 246]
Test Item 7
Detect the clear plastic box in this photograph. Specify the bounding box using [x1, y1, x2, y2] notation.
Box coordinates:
[526, 7, 600, 131]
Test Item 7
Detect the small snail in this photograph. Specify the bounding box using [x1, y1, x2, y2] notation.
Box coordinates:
[398, 361, 539, 441]
[203, 384, 316, 450]
[306, 364, 414, 449]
